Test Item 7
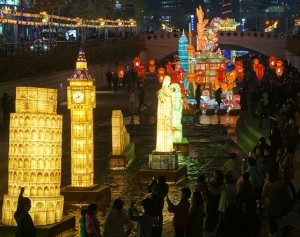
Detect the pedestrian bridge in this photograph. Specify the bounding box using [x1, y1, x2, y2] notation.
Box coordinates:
[144, 31, 300, 69]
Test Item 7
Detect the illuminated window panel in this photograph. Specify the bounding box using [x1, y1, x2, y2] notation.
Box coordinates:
[2, 87, 64, 226]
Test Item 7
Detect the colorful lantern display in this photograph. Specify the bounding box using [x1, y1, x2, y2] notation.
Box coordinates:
[117, 65, 125, 79]
[148, 60, 156, 73]
[157, 67, 166, 83]
[275, 60, 284, 77]
[133, 57, 140, 69]
[269, 56, 277, 69]
[255, 63, 265, 80]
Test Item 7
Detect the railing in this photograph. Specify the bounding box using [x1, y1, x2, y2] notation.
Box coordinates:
[143, 31, 297, 40]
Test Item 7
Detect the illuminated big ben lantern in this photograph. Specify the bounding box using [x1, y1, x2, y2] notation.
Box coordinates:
[67, 49, 96, 187]
[1, 87, 64, 226]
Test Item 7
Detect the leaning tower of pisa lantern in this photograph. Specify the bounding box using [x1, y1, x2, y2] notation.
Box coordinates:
[1, 87, 64, 226]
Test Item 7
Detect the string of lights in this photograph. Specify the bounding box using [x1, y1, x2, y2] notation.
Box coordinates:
[0, 9, 137, 28]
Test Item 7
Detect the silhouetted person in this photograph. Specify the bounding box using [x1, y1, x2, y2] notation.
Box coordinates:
[14, 187, 36, 237]
[106, 69, 113, 90]
[195, 84, 202, 110]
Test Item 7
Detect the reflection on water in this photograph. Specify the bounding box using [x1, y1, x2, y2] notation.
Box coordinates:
[62, 117, 242, 236]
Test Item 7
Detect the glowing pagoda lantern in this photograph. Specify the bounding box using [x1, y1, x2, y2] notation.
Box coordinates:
[255, 63, 265, 80]
[217, 67, 226, 83]
[195, 69, 205, 84]
[253, 58, 260, 72]
[275, 60, 284, 77]
[148, 59, 156, 73]
[117, 65, 125, 79]
[166, 61, 174, 74]
[269, 56, 277, 69]
[133, 56, 140, 69]
[157, 67, 166, 83]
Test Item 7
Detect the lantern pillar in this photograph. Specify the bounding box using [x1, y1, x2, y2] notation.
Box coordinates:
[107, 110, 135, 170]
[61, 49, 111, 204]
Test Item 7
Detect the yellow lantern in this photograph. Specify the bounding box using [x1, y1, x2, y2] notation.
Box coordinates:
[157, 67, 166, 83]
[148, 59, 156, 73]
[275, 60, 284, 77]
[117, 65, 125, 79]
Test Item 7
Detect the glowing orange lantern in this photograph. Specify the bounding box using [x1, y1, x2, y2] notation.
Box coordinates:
[253, 58, 259, 72]
[275, 60, 284, 77]
[269, 56, 277, 69]
[187, 72, 196, 83]
[187, 44, 195, 54]
[217, 67, 226, 83]
[255, 64, 265, 80]
[148, 59, 156, 73]
[133, 56, 140, 69]
[195, 69, 205, 84]
[157, 67, 166, 83]
[117, 65, 125, 79]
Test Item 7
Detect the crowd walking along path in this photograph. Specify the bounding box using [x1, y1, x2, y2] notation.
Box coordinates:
[0, 71, 299, 237]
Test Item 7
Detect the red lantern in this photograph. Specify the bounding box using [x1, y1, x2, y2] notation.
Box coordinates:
[269, 56, 277, 69]
[275, 60, 284, 77]
[157, 67, 166, 83]
[133, 56, 140, 69]
[255, 64, 265, 80]
[117, 65, 125, 79]
[217, 67, 226, 83]
[253, 58, 259, 72]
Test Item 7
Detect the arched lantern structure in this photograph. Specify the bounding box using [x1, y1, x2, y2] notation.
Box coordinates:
[217, 67, 226, 84]
[269, 56, 277, 69]
[148, 59, 156, 73]
[255, 63, 265, 80]
[157, 67, 166, 83]
[117, 64, 125, 79]
[133, 56, 140, 69]
[253, 58, 259, 72]
[275, 60, 284, 77]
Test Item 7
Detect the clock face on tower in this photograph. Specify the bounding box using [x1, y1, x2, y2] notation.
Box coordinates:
[72, 91, 85, 103]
